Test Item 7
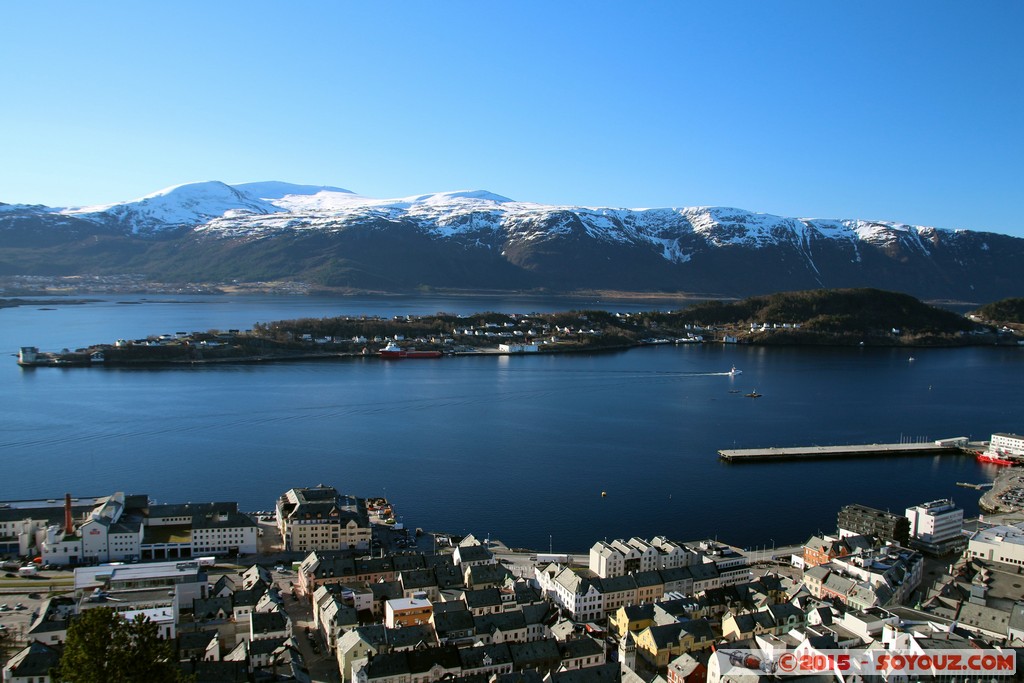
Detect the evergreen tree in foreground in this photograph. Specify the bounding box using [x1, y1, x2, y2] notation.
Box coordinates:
[52, 607, 188, 682]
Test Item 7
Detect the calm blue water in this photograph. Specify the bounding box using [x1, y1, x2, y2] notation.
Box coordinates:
[1, 294, 1021, 551]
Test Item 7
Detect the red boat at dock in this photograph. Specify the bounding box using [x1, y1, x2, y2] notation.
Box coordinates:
[976, 450, 1017, 466]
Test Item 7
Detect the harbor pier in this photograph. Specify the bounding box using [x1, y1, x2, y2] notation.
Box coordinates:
[718, 442, 960, 463]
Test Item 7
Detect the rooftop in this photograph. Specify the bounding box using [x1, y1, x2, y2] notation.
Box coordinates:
[74, 559, 205, 590]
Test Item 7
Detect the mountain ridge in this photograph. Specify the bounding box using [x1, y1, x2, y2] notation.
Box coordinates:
[1, 181, 1021, 302]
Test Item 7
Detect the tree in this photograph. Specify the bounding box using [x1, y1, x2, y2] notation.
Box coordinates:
[51, 607, 188, 683]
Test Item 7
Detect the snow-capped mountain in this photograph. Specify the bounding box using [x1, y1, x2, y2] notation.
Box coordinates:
[62, 181, 285, 232]
[1, 181, 1021, 301]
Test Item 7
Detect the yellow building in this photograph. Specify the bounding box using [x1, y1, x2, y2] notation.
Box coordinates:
[635, 620, 714, 670]
[610, 603, 655, 637]
[276, 485, 371, 553]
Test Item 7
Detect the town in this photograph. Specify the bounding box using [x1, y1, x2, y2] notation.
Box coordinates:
[15, 288, 1024, 369]
[3, 438, 1024, 683]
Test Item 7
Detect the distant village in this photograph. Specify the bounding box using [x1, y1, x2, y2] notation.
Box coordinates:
[15, 311, 745, 368]
[3, 440, 1024, 683]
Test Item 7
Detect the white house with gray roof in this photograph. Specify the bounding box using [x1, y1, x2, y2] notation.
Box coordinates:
[535, 565, 604, 622]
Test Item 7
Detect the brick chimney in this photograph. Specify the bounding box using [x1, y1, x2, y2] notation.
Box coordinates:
[64, 493, 74, 534]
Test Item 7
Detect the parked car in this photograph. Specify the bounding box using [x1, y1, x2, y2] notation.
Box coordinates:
[15, 603, 26, 610]
[27, 593, 41, 600]
[0, 604, 9, 611]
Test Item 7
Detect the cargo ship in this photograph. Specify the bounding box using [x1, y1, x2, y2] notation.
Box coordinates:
[378, 341, 442, 359]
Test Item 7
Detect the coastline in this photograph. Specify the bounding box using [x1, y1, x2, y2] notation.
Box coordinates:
[16, 335, 1020, 370]
[12, 288, 1022, 368]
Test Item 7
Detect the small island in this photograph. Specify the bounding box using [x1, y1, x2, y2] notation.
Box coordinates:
[16, 288, 1024, 368]
[0, 297, 96, 310]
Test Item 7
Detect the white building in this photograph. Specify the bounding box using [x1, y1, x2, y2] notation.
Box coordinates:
[625, 538, 662, 573]
[905, 499, 964, 555]
[535, 564, 604, 622]
[74, 558, 208, 615]
[588, 538, 667, 578]
[0, 494, 114, 559]
[650, 536, 697, 569]
[590, 540, 632, 578]
[21, 493, 257, 566]
[497, 343, 538, 353]
[968, 523, 1024, 567]
[696, 541, 751, 586]
[2, 641, 61, 683]
[989, 433, 1024, 459]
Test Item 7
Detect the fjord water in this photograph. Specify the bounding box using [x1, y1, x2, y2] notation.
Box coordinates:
[2, 294, 1021, 551]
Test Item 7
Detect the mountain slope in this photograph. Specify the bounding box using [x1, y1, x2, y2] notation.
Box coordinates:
[1, 182, 1021, 301]
[62, 181, 283, 233]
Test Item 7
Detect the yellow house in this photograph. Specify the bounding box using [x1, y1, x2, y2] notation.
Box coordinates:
[635, 619, 715, 669]
[721, 610, 775, 641]
[610, 603, 655, 637]
[633, 570, 665, 605]
[721, 604, 806, 642]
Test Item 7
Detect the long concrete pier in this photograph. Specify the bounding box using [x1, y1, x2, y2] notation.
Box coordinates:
[718, 442, 960, 463]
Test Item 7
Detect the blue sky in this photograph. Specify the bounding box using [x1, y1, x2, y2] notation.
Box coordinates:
[2, 2, 1021, 235]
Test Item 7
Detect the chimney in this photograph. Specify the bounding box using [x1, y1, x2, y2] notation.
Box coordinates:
[65, 493, 74, 534]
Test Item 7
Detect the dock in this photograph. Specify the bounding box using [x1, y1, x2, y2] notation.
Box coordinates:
[718, 443, 960, 463]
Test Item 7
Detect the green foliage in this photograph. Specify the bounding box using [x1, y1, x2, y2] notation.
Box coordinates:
[674, 288, 970, 335]
[974, 297, 1024, 324]
[52, 608, 188, 683]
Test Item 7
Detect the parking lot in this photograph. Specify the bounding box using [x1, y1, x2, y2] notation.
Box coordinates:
[0, 588, 54, 647]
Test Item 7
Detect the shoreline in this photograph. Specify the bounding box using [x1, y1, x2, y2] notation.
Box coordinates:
[17, 336, 1022, 370]
[0, 284, 990, 309]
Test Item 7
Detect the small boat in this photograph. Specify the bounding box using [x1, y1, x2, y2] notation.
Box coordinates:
[728, 366, 742, 376]
[908, 357, 916, 362]
[745, 390, 762, 398]
[378, 341, 442, 359]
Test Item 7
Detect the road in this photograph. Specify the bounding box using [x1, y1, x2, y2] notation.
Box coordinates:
[271, 566, 340, 683]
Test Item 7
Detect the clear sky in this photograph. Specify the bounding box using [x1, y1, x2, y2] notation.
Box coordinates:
[2, 2, 1021, 236]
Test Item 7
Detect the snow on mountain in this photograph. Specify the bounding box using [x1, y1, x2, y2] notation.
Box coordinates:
[232, 181, 354, 200]
[34, 179, 964, 265]
[186, 183, 963, 268]
[5, 180, 1020, 301]
[0, 202, 54, 214]
[62, 181, 283, 233]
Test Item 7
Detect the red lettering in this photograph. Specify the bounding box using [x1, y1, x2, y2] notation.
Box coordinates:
[930, 654, 962, 671]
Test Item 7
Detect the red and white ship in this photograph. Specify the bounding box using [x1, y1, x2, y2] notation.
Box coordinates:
[378, 341, 442, 359]
[976, 449, 1017, 466]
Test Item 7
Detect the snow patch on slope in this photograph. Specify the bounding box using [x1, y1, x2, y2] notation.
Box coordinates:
[233, 181, 354, 200]
[64, 181, 283, 233]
